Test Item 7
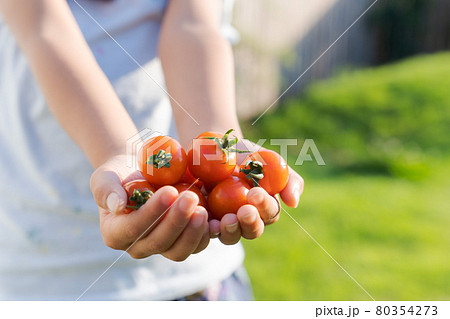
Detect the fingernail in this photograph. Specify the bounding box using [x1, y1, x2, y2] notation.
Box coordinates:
[225, 222, 239, 233]
[191, 210, 206, 228]
[241, 212, 256, 225]
[179, 194, 196, 212]
[251, 193, 264, 205]
[211, 232, 221, 237]
[106, 192, 120, 214]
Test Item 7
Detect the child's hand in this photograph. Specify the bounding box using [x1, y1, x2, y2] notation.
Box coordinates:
[211, 165, 304, 245]
[90, 155, 210, 261]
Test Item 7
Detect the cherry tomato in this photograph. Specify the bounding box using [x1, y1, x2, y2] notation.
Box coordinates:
[239, 149, 289, 196]
[207, 176, 251, 220]
[187, 130, 241, 184]
[202, 182, 217, 194]
[231, 165, 240, 177]
[173, 183, 207, 208]
[178, 167, 204, 189]
[123, 179, 156, 213]
[138, 135, 187, 185]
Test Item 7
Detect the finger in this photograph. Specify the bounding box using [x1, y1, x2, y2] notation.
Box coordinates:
[279, 167, 304, 208]
[219, 213, 241, 245]
[127, 190, 199, 258]
[163, 206, 208, 261]
[90, 168, 127, 214]
[247, 187, 280, 225]
[121, 170, 145, 185]
[236, 204, 264, 239]
[100, 186, 178, 250]
[193, 224, 211, 254]
[209, 219, 221, 238]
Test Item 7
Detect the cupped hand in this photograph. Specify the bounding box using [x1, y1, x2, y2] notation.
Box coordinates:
[90, 155, 210, 261]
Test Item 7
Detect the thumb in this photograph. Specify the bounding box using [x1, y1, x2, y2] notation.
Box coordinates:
[279, 167, 304, 208]
[90, 167, 128, 214]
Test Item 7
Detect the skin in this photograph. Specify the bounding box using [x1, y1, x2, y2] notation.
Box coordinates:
[0, 0, 304, 261]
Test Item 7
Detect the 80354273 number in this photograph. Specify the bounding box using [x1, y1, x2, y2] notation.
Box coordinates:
[375, 305, 438, 316]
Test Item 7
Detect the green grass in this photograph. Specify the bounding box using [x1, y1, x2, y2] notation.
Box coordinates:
[242, 52, 450, 179]
[242, 161, 450, 300]
[241, 52, 450, 300]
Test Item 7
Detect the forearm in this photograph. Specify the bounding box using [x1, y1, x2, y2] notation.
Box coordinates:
[26, 34, 138, 168]
[159, 0, 242, 148]
[0, 0, 137, 168]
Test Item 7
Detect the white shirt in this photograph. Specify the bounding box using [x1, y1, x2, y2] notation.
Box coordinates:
[0, 0, 244, 300]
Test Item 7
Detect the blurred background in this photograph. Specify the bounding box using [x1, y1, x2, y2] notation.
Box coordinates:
[233, 0, 450, 300]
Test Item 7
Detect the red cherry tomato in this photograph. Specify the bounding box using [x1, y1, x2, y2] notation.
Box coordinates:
[187, 130, 238, 184]
[123, 179, 156, 213]
[178, 167, 204, 189]
[239, 149, 289, 196]
[207, 176, 251, 220]
[138, 135, 187, 185]
[173, 183, 207, 208]
[202, 181, 217, 194]
[231, 165, 240, 176]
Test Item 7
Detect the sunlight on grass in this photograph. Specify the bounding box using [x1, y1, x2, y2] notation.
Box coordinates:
[242, 53, 450, 300]
[242, 164, 450, 300]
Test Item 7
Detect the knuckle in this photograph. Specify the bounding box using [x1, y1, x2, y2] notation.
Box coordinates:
[193, 239, 209, 254]
[124, 223, 141, 240]
[169, 211, 191, 230]
[102, 235, 124, 250]
[147, 240, 169, 255]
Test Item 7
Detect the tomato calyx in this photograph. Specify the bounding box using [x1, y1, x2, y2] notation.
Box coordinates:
[240, 160, 264, 187]
[146, 149, 172, 169]
[202, 129, 249, 162]
[126, 189, 153, 210]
